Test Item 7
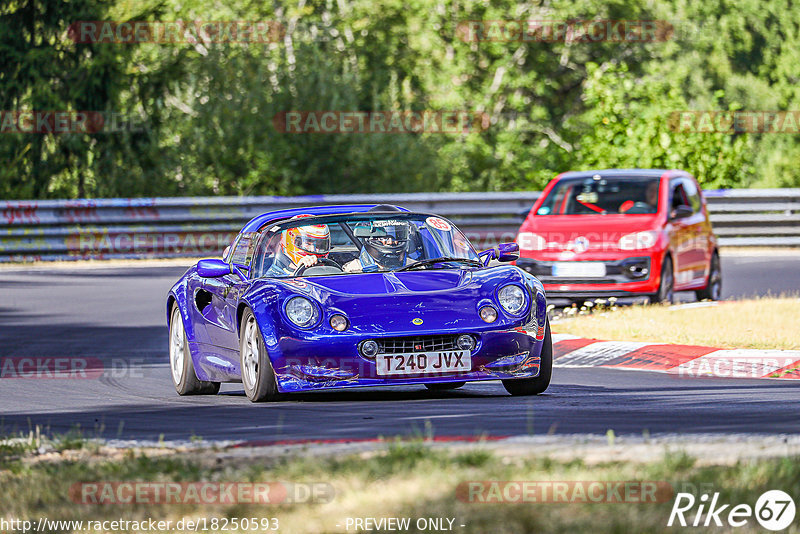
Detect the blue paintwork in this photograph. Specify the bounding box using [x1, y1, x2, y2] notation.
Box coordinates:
[167, 204, 548, 392]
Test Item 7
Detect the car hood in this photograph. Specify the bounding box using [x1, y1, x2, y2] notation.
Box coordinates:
[247, 267, 532, 334]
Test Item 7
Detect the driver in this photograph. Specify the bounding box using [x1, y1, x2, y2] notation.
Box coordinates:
[619, 180, 659, 214]
[644, 180, 659, 208]
[343, 217, 412, 272]
[265, 216, 331, 276]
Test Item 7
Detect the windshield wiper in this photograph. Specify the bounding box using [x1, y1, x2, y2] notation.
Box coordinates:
[396, 257, 483, 271]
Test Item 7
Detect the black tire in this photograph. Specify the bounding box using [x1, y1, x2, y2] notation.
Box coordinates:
[502, 319, 552, 396]
[695, 251, 722, 301]
[650, 255, 674, 304]
[425, 382, 466, 391]
[168, 303, 220, 396]
[240, 308, 279, 402]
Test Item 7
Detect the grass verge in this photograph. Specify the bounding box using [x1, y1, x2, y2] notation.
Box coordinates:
[552, 297, 800, 350]
[2, 437, 800, 533]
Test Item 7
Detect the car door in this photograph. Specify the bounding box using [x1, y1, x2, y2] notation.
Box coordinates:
[200, 233, 254, 351]
[667, 179, 695, 288]
[679, 177, 710, 286]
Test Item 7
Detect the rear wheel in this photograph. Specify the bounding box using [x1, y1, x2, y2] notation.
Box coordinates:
[650, 255, 674, 304]
[502, 319, 552, 396]
[695, 251, 722, 301]
[169, 304, 220, 395]
[240, 308, 279, 402]
[425, 382, 466, 391]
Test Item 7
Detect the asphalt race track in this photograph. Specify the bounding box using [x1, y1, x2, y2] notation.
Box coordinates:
[1, 254, 799, 442]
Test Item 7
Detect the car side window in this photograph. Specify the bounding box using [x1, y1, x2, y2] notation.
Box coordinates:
[670, 181, 691, 212]
[682, 178, 702, 213]
[255, 232, 284, 277]
[230, 232, 257, 266]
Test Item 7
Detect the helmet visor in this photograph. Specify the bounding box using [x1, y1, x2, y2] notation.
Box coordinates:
[367, 222, 409, 244]
[294, 232, 330, 255]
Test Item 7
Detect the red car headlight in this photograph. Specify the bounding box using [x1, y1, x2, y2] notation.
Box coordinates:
[619, 231, 659, 250]
[517, 232, 546, 251]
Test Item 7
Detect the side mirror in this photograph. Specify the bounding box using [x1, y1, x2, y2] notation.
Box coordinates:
[197, 259, 231, 278]
[670, 205, 693, 220]
[478, 243, 521, 265]
[496, 242, 520, 262]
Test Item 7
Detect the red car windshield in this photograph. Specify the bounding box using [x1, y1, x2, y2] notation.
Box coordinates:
[536, 176, 660, 215]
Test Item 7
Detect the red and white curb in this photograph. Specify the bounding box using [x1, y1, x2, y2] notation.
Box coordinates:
[552, 334, 800, 380]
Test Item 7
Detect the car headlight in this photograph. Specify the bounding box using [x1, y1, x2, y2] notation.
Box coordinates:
[330, 314, 348, 332]
[498, 284, 526, 314]
[479, 306, 498, 323]
[285, 296, 319, 327]
[517, 232, 546, 251]
[619, 230, 659, 250]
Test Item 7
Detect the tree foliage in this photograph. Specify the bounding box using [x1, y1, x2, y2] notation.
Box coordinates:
[1, 0, 798, 199]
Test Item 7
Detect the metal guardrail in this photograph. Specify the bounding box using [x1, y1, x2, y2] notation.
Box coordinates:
[2, 189, 799, 262]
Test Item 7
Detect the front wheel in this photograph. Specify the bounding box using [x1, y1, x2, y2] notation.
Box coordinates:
[695, 251, 722, 301]
[649, 255, 674, 304]
[240, 308, 279, 402]
[502, 319, 552, 396]
[169, 304, 220, 396]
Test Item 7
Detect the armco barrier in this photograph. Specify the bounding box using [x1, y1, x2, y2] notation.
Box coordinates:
[1, 189, 799, 262]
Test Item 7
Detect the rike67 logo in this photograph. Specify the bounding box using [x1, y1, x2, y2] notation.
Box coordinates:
[668, 490, 796, 531]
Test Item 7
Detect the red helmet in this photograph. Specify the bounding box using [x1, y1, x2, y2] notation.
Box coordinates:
[281, 216, 330, 265]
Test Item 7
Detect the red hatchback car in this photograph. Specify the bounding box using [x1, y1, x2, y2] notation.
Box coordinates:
[514, 169, 721, 303]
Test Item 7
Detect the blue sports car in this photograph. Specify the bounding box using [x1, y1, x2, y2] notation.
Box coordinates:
[166, 204, 551, 402]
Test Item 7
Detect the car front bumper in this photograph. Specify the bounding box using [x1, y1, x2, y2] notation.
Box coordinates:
[516, 253, 663, 299]
[270, 329, 545, 392]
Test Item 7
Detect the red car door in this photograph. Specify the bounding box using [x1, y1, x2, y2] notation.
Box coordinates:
[667, 179, 695, 288]
[678, 177, 711, 286]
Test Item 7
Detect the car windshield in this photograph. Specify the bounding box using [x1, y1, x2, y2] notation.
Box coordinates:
[536, 176, 661, 215]
[249, 212, 480, 278]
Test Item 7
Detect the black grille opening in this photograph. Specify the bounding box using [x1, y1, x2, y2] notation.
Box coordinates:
[376, 334, 460, 354]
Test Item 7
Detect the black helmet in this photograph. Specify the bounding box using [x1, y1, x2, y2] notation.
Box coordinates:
[362, 220, 409, 268]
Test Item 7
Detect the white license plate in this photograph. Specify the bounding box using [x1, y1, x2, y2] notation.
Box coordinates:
[376, 350, 471, 376]
[552, 262, 606, 278]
